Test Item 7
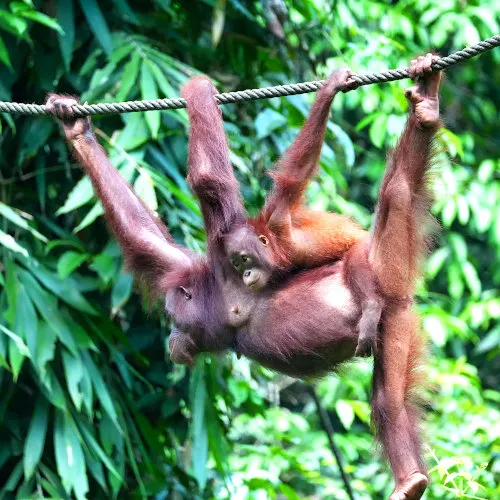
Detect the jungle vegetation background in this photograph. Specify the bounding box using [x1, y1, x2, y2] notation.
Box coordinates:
[0, 0, 499, 498]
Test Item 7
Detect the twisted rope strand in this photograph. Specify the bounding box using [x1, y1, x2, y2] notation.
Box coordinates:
[1, 34, 499, 117]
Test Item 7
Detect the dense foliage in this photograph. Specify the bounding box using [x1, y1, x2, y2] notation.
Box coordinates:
[0, 1, 499, 498]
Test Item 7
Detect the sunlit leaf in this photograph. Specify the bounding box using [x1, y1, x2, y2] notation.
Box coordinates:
[134, 168, 158, 210]
[0, 229, 29, 257]
[335, 399, 355, 430]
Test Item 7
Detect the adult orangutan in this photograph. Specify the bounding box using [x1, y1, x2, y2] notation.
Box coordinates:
[47, 53, 442, 499]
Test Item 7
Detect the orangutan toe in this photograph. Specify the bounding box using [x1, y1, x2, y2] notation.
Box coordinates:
[389, 473, 428, 500]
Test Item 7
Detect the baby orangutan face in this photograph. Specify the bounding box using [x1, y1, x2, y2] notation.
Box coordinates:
[224, 225, 273, 292]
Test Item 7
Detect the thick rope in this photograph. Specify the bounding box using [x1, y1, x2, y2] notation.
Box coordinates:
[1, 34, 499, 117]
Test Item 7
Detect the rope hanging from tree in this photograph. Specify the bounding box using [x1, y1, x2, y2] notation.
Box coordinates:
[0, 34, 499, 117]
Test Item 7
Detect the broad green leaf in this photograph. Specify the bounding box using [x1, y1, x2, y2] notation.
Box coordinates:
[78, 421, 122, 481]
[90, 253, 116, 284]
[0, 9, 28, 37]
[54, 411, 89, 498]
[117, 113, 150, 150]
[255, 108, 287, 139]
[14, 5, 63, 33]
[82, 351, 119, 426]
[35, 321, 57, 375]
[73, 202, 104, 233]
[134, 168, 158, 210]
[190, 360, 208, 488]
[111, 272, 133, 316]
[335, 399, 355, 430]
[0, 324, 30, 358]
[56, 0, 75, 70]
[116, 51, 141, 101]
[23, 395, 49, 478]
[62, 350, 84, 410]
[15, 286, 38, 356]
[39, 369, 67, 410]
[57, 251, 89, 278]
[77, 0, 113, 55]
[8, 334, 27, 381]
[56, 176, 94, 215]
[28, 264, 98, 315]
[140, 61, 160, 138]
[369, 114, 388, 148]
[19, 269, 78, 353]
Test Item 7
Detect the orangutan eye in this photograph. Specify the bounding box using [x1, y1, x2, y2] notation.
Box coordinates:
[259, 235, 269, 246]
[179, 286, 192, 300]
[241, 254, 250, 263]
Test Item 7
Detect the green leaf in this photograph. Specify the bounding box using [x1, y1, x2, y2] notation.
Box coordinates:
[111, 272, 133, 316]
[54, 411, 89, 499]
[0, 324, 30, 358]
[423, 314, 448, 347]
[82, 351, 119, 426]
[116, 51, 141, 101]
[90, 253, 116, 284]
[212, 0, 227, 47]
[190, 360, 208, 488]
[15, 6, 63, 33]
[140, 61, 160, 138]
[0, 9, 28, 38]
[335, 400, 355, 430]
[462, 261, 481, 299]
[255, 108, 287, 139]
[73, 202, 104, 233]
[0, 229, 29, 257]
[134, 168, 158, 210]
[77, 0, 113, 55]
[35, 321, 57, 375]
[23, 395, 49, 478]
[57, 251, 89, 278]
[6, 331, 28, 381]
[0, 201, 47, 242]
[369, 114, 388, 148]
[39, 368, 67, 410]
[78, 421, 122, 481]
[117, 113, 150, 150]
[0, 35, 11, 68]
[62, 350, 84, 410]
[56, 0, 75, 70]
[15, 286, 38, 357]
[28, 264, 98, 315]
[426, 247, 449, 280]
[56, 176, 94, 215]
